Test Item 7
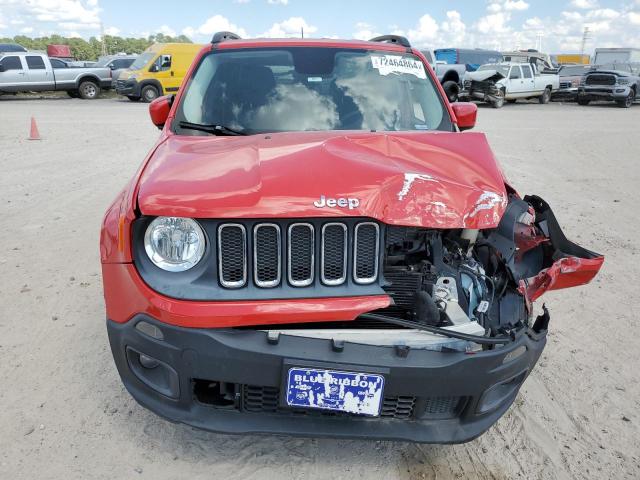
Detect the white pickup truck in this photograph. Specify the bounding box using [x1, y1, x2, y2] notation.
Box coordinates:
[460, 63, 559, 108]
[0, 51, 112, 99]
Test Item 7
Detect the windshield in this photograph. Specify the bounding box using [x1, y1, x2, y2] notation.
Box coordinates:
[478, 64, 510, 76]
[129, 52, 154, 70]
[176, 47, 451, 135]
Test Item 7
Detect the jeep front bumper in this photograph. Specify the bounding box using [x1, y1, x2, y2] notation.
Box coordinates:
[107, 314, 546, 443]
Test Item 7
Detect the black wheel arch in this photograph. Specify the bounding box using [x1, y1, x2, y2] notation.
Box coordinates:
[139, 79, 164, 97]
[441, 70, 460, 85]
[75, 75, 102, 88]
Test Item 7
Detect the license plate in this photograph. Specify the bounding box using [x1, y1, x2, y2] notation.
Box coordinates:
[286, 367, 385, 416]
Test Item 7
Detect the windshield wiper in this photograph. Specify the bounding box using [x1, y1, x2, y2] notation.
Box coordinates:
[178, 121, 247, 136]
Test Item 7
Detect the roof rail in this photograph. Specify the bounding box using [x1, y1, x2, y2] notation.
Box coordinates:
[368, 35, 411, 48]
[211, 31, 242, 44]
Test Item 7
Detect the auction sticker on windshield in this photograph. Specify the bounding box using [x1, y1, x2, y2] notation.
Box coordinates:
[286, 367, 385, 416]
[371, 55, 427, 79]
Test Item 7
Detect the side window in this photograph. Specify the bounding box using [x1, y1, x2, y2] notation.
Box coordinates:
[150, 55, 172, 72]
[26, 56, 46, 70]
[509, 66, 522, 79]
[0, 56, 23, 71]
[50, 58, 67, 68]
[522, 65, 532, 78]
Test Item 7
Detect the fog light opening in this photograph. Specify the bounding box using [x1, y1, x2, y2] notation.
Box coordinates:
[139, 354, 160, 369]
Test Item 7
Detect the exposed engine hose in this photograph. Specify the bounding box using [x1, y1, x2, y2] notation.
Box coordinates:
[358, 313, 515, 345]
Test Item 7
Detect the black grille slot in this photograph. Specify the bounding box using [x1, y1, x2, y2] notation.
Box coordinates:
[417, 396, 462, 419]
[254, 224, 281, 287]
[218, 224, 247, 288]
[288, 224, 314, 286]
[586, 74, 616, 86]
[354, 222, 379, 283]
[321, 223, 347, 285]
[243, 385, 279, 412]
[381, 396, 416, 419]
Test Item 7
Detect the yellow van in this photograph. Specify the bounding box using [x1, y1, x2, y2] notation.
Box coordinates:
[115, 43, 204, 102]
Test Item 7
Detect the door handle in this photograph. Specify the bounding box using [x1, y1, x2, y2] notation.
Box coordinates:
[18, 72, 25, 75]
[170, 71, 174, 77]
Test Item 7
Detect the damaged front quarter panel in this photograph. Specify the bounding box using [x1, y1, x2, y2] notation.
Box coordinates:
[486, 194, 604, 309]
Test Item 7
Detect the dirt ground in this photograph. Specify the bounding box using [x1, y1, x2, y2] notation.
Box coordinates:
[0, 95, 638, 480]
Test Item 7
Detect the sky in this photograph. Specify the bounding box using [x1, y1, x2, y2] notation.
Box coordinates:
[0, 0, 639, 53]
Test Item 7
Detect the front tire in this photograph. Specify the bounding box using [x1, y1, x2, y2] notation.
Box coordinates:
[539, 87, 551, 104]
[577, 97, 590, 106]
[78, 80, 100, 99]
[141, 85, 160, 103]
[492, 89, 505, 108]
[442, 80, 459, 103]
[616, 90, 635, 108]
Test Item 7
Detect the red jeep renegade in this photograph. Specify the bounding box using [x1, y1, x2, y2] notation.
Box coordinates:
[100, 32, 603, 443]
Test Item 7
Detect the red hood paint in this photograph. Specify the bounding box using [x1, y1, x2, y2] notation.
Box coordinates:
[137, 131, 508, 229]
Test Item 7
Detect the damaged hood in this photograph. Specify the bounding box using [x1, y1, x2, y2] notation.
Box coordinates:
[137, 131, 508, 229]
[465, 70, 505, 82]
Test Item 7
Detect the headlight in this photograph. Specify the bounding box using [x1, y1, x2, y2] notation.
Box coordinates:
[144, 217, 206, 272]
[617, 78, 630, 85]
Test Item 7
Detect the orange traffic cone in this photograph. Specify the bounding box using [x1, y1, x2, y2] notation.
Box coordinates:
[28, 117, 41, 140]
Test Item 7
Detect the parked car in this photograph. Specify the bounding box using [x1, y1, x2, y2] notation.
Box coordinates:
[94, 54, 137, 87]
[0, 43, 26, 53]
[0, 51, 112, 99]
[115, 43, 203, 102]
[552, 64, 594, 101]
[577, 66, 639, 108]
[101, 32, 603, 443]
[461, 62, 559, 108]
[421, 49, 467, 102]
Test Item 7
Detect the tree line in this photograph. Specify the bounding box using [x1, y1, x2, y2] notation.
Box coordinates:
[0, 33, 193, 60]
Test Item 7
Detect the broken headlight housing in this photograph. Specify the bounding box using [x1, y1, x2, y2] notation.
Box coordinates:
[144, 216, 206, 272]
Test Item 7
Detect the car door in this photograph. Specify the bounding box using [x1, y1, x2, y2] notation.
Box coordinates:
[0, 55, 27, 91]
[521, 65, 536, 95]
[25, 55, 54, 90]
[507, 65, 524, 97]
[149, 54, 180, 93]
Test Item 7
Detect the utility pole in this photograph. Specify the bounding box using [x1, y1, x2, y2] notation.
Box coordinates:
[301, 27, 304, 38]
[580, 26, 591, 56]
[100, 22, 107, 56]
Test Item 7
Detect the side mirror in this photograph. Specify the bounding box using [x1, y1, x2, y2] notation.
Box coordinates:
[149, 95, 174, 129]
[149, 64, 159, 73]
[451, 102, 477, 131]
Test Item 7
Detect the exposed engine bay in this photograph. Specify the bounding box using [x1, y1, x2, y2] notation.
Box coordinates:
[263, 195, 603, 352]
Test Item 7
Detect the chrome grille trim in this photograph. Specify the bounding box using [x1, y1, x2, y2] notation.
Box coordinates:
[287, 223, 315, 287]
[320, 222, 348, 286]
[217, 223, 247, 288]
[253, 223, 282, 288]
[353, 222, 380, 285]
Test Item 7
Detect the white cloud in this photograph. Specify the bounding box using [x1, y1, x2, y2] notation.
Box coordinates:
[571, 0, 598, 8]
[504, 0, 529, 11]
[0, 0, 102, 35]
[267, 0, 288, 4]
[261, 17, 317, 37]
[157, 24, 176, 36]
[352, 22, 380, 41]
[20, 26, 34, 33]
[190, 14, 248, 38]
[104, 26, 120, 36]
[405, 14, 440, 46]
[629, 11, 640, 25]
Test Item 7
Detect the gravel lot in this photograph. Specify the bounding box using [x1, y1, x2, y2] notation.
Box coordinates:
[0, 96, 638, 480]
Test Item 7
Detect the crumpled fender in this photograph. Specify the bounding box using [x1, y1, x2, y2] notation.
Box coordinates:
[486, 195, 604, 306]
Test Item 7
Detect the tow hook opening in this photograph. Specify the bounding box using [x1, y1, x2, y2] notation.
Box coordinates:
[477, 370, 528, 414]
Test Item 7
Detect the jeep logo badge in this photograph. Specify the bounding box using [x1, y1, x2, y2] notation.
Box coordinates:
[314, 195, 360, 210]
